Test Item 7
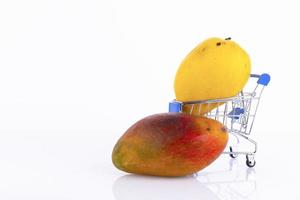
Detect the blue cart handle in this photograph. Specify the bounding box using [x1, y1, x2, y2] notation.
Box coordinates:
[251, 73, 271, 86]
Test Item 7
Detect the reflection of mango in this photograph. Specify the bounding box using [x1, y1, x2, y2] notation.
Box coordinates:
[113, 175, 220, 200]
[174, 37, 251, 115]
[112, 113, 228, 177]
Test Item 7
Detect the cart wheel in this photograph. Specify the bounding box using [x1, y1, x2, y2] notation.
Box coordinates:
[246, 159, 256, 167]
[229, 146, 238, 158]
[246, 155, 256, 167]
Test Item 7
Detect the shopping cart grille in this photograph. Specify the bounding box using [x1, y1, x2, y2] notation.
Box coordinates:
[169, 73, 271, 167]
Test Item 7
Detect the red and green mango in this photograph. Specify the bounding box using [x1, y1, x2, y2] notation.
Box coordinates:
[112, 113, 228, 177]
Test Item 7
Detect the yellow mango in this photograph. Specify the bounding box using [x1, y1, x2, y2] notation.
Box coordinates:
[174, 37, 251, 116]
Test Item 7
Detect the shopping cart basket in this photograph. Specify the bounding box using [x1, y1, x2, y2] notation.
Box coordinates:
[169, 73, 271, 167]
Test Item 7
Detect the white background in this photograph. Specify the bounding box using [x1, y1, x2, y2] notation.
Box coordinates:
[0, 0, 299, 199]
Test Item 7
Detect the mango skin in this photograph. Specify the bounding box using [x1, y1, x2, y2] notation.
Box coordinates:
[174, 37, 251, 115]
[112, 113, 228, 177]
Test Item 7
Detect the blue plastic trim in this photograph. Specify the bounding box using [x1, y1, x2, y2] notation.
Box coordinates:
[228, 107, 244, 119]
[257, 73, 271, 86]
[169, 101, 182, 113]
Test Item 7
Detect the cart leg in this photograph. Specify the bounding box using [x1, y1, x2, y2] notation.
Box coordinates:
[229, 146, 238, 158]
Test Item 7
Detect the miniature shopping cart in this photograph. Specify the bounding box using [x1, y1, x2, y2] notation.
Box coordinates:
[169, 73, 271, 167]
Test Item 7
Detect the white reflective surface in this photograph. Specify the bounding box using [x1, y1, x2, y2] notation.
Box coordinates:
[0, 131, 299, 200]
[113, 167, 256, 200]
